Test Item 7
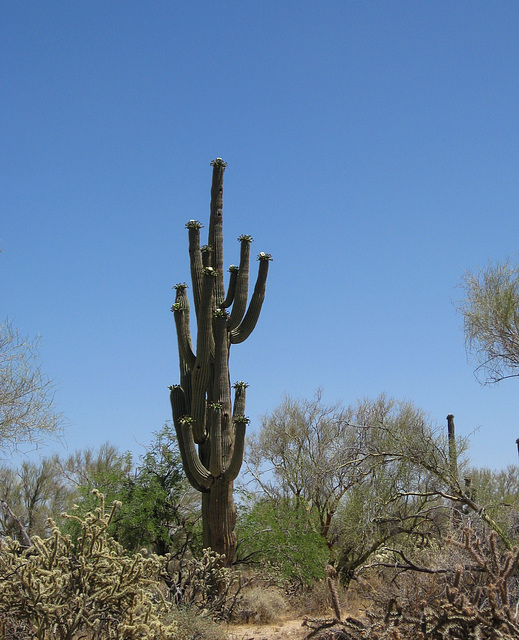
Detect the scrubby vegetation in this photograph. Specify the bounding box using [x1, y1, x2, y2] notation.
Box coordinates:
[305, 527, 519, 639]
[0, 491, 177, 639]
[2, 409, 519, 639]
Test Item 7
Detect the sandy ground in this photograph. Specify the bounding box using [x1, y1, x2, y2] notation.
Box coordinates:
[228, 617, 308, 640]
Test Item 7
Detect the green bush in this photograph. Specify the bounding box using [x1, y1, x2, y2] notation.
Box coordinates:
[237, 496, 330, 589]
[64, 427, 200, 558]
[0, 491, 176, 639]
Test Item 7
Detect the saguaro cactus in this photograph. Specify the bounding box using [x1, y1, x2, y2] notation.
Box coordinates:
[170, 159, 271, 564]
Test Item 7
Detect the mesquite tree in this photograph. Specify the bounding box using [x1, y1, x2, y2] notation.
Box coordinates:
[170, 159, 271, 564]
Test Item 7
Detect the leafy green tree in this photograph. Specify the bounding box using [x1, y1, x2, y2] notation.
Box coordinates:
[0, 320, 63, 452]
[331, 453, 448, 582]
[0, 429, 199, 556]
[236, 494, 329, 588]
[458, 259, 519, 384]
[61, 428, 199, 556]
[324, 395, 453, 580]
[110, 425, 200, 556]
[0, 444, 133, 548]
[469, 465, 519, 506]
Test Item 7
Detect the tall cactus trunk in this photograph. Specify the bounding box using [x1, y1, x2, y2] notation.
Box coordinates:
[170, 159, 271, 565]
[202, 478, 237, 558]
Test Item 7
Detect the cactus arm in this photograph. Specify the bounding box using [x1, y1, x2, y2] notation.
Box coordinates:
[225, 419, 247, 482]
[213, 310, 234, 473]
[201, 244, 212, 268]
[227, 236, 252, 331]
[179, 360, 192, 414]
[169, 384, 187, 420]
[226, 383, 249, 481]
[221, 265, 239, 309]
[208, 159, 226, 305]
[208, 404, 223, 477]
[191, 267, 216, 442]
[171, 285, 196, 371]
[232, 381, 248, 418]
[186, 220, 204, 318]
[230, 253, 272, 345]
[170, 386, 209, 492]
[173, 310, 196, 371]
[213, 310, 231, 402]
[180, 417, 213, 490]
[196, 267, 216, 358]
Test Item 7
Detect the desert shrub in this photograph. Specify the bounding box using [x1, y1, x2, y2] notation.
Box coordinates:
[307, 527, 519, 639]
[297, 573, 348, 618]
[353, 541, 449, 617]
[164, 548, 243, 621]
[0, 491, 176, 639]
[169, 606, 227, 640]
[234, 586, 287, 624]
[0, 618, 31, 640]
[296, 579, 334, 617]
[365, 529, 519, 638]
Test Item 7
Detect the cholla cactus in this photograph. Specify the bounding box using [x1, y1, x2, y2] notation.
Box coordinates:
[170, 159, 271, 564]
[0, 491, 176, 639]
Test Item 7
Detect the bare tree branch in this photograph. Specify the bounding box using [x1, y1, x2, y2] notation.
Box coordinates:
[0, 497, 31, 547]
[0, 320, 64, 452]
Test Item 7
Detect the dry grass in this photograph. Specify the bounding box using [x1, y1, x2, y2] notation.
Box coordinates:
[171, 607, 228, 640]
[233, 586, 288, 624]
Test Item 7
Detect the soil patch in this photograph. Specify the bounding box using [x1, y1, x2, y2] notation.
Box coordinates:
[228, 617, 307, 640]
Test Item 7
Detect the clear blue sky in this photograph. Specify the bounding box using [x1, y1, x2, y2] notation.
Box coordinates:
[2, 2, 519, 471]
